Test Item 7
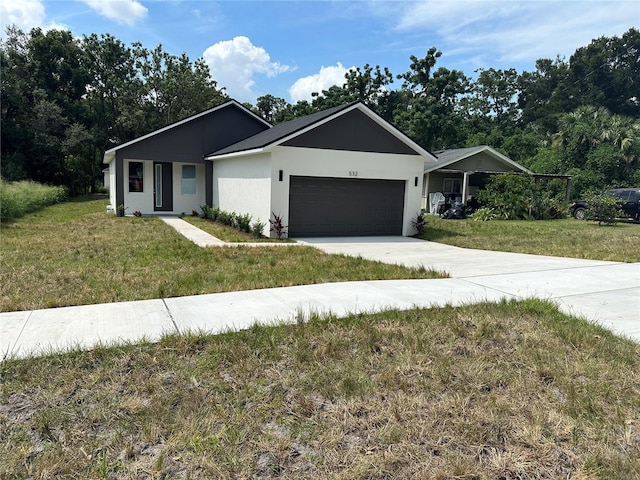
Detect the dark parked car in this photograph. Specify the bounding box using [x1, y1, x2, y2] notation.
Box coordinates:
[570, 188, 640, 221]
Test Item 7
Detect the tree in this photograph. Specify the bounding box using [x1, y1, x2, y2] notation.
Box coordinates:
[255, 94, 291, 123]
[309, 63, 395, 115]
[569, 28, 640, 117]
[1, 26, 32, 180]
[27, 28, 88, 123]
[551, 106, 640, 196]
[518, 57, 577, 133]
[393, 49, 469, 150]
[467, 68, 520, 132]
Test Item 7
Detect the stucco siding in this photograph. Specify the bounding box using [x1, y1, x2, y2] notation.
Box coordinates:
[270, 146, 423, 236]
[171, 163, 207, 215]
[212, 154, 272, 236]
[122, 159, 153, 214]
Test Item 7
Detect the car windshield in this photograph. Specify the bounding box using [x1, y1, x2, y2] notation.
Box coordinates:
[606, 190, 630, 201]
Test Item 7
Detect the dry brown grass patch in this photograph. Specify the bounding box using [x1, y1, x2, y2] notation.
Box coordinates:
[1, 300, 638, 478]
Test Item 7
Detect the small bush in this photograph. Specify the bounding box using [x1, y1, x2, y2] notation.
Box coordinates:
[235, 213, 252, 233]
[584, 193, 621, 225]
[116, 204, 127, 217]
[217, 210, 234, 226]
[410, 212, 426, 236]
[201, 206, 221, 222]
[251, 220, 266, 238]
[132, 210, 142, 217]
[269, 212, 287, 239]
[472, 207, 496, 222]
[0, 179, 68, 222]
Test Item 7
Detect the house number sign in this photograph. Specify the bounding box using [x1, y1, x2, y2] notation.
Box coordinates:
[348, 171, 358, 176]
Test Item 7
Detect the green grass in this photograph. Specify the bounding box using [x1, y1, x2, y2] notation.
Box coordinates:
[1, 300, 638, 479]
[0, 179, 68, 222]
[0, 198, 444, 312]
[421, 215, 640, 262]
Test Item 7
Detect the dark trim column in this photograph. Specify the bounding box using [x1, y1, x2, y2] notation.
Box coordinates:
[116, 154, 124, 209]
[205, 160, 213, 207]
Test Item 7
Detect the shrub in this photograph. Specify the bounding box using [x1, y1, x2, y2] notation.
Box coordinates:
[116, 204, 127, 217]
[217, 210, 234, 226]
[0, 179, 68, 222]
[410, 212, 426, 236]
[472, 207, 496, 222]
[235, 213, 252, 233]
[269, 212, 288, 239]
[251, 220, 266, 238]
[584, 193, 621, 225]
[477, 173, 535, 220]
[132, 210, 142, 217]
[477, 173, 565, 220]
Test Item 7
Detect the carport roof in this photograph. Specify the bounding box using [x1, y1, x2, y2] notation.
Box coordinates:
[426, 145, 532, 174]
[205, 101, 436, 161]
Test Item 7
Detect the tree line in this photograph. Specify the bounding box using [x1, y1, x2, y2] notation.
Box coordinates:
[1, 26, 638, 199]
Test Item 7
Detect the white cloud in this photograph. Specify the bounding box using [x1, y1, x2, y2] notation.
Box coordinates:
[80, 0, 148, 26]
[288, 62, 352, 102]
[0, 0, 65, 34]
[392, 1, 638, 70]
[202, 36, 294, 102]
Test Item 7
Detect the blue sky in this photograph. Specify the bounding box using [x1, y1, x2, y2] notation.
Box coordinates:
[2, 0, 638, 104]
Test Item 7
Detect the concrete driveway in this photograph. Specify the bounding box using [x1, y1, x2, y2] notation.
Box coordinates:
[297, 236, 619, 277]
[299, 237, 640, 340]
[2, 231, 638, 360]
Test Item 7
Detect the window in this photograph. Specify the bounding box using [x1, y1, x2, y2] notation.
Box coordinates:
[181, 165, 196, 195]
[129, 162, 144, 192]
[443, 178, 461, 194]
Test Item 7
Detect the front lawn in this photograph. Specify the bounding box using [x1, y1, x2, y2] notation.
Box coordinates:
[0, 198, 443, 312]
[421, 216, 640, 262]
[2, 300, 638, 478]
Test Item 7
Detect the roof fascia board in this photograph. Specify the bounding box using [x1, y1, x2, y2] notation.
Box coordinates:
[205, 148, 266, 161]
[104, 99, 270, 155]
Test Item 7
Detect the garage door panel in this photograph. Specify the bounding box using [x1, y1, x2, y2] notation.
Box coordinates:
[289, 176, 405, 237]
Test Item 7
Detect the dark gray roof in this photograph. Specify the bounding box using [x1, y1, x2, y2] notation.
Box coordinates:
[432, 146, 486, 166]
[207, 102, 358, 157]
[425, 145, 531, 174]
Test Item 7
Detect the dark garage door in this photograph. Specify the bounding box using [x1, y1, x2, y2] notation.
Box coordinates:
[288, 176, 405, 237]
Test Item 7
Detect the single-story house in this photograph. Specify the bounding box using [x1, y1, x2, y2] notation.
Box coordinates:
[104, 100, 437, 237]
[422, 145, 572, 213]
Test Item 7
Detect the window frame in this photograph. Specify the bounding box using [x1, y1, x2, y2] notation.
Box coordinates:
[181, 164, 197, 196]
[128, 161, 144, 193]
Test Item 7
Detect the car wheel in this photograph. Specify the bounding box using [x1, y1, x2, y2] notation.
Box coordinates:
[573, 207, 586, 220]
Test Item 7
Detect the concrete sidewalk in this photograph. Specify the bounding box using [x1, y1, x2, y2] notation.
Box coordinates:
[2, 220, 639, 360]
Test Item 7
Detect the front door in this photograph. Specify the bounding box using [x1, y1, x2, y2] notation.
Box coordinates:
[153, 162, 173, 212]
